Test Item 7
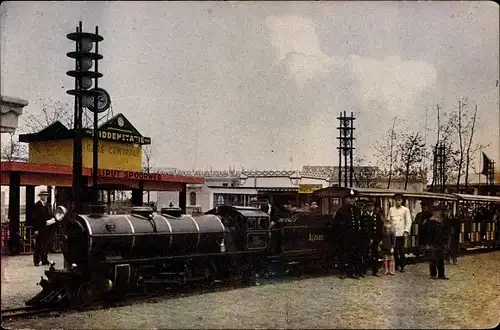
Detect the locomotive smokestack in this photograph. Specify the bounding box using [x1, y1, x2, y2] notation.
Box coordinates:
[131, 206, 154, 219]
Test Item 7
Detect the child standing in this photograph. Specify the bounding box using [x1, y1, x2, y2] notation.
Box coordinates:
[381, 220, 396, 275]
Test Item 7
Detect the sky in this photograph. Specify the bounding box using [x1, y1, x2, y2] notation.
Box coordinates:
[1, 1, 499, 171]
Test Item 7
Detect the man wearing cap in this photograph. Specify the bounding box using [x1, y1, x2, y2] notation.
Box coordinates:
[388, 193, 412, 272]
[421, 205, 449, 279]
[361, 200, 383, 276]
[32, 191, 53, 266]
[334, 190, 362, 279]
[415, 200, 432, 256]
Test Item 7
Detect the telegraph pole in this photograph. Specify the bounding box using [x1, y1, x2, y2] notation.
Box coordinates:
[66, 22, 110, 212]
[336, 111, 356, 187]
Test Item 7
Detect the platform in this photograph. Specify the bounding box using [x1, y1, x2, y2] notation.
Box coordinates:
[1, 252, 499, 329]
[1, 253, 64, 310]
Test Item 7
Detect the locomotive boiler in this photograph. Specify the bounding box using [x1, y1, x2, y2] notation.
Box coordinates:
[62, 206, 226, 266]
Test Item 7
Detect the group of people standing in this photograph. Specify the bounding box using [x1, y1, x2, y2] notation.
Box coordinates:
[334, 191, 457, 280]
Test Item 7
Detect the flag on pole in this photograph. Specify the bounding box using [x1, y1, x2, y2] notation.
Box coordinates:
[481, 152, 492, 175]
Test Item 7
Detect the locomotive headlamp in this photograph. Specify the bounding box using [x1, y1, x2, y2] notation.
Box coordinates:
[54, 205, 68, 222]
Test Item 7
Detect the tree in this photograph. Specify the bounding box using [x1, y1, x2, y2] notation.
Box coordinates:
[22, 97, 92, 133]
[352, 151, 381, 188]
[142, 145, 153, 203]
[374, 117, 403, 188]
[464, 104, 477, 190]
[430, 104, 460, 191]
[444, 98, 485, 190]
[0, 133, 28, 161]
[398, 132, 427, 190]
[455, 99, 465, 190]
[429, 99, 488, 192]
[16, 98, 94, 205]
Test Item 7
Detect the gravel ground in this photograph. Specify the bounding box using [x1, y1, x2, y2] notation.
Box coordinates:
[2, 251, 499, 329]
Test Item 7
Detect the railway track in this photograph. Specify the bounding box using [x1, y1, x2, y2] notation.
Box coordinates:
[0, 290, 168, 323]
[1, 248, 498, 323]
[0, 280, 245, 323]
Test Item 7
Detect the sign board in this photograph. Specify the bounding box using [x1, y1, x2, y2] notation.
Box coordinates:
[29, 138, 143, 172]
[84, 113, 151, 145]
[83, 129, 151, 145]
[98, 169, 162, 181]
[298, 184, 323, 194]
[25, 113, 150, 172]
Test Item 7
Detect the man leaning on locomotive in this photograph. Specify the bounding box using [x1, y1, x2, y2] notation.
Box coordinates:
[32, 191, 55, 266]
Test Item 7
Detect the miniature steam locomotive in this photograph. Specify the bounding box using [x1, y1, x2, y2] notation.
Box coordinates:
[26, 204, 333, 307]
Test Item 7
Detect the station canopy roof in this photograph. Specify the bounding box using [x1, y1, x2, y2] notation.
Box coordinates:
[1, 161, 203, 191]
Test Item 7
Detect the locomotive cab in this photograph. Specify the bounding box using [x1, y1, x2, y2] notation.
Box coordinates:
[206, 206, 270, 252]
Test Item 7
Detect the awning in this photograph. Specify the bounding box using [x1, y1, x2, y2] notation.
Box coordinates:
[0, 161, 203, 191]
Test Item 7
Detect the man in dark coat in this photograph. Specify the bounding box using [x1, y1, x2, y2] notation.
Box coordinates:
[334, 190, 362, 279]
[421, 206, 449, 279]
[415, 200, 432, 256]
[32, 191, 53, 266]
[361, 200, 383, 276]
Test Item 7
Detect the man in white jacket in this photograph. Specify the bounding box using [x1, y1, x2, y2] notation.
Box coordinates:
[388, 193, 412, 272]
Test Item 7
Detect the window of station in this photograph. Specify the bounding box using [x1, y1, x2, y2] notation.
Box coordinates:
[213, 193, 258, 208]
[189, 192, 197, 206]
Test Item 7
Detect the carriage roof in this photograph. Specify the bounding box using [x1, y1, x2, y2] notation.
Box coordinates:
[453, 193, 500, 203]
[313, 186, 453, 201]
[313, 186, 452, 198]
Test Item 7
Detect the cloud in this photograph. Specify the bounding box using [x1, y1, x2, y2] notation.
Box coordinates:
[266, 15, 437, 118]
[349, 54, 437, 116]
[266, 16, 343, 88]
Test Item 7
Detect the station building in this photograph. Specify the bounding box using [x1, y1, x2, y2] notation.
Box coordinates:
[157, 166, 429, 214]
[1, 113, 203, 254]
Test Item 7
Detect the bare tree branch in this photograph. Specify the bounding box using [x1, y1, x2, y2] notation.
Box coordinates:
[457, 99, 464, 190]
[398, 132, 427, 189]
[464, 104, 478, 189]
[352, 151, 381, 188]
[373, 117, 403, 188]
[22, 98, 92, 133]
[0, 133, 28, 160]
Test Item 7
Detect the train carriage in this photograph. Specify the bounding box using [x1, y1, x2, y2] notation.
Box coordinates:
[452, 193, 500, 249]
[311, 187, 459, 259]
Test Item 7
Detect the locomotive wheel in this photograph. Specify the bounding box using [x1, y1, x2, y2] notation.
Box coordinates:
[76, 282, 94, 305]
